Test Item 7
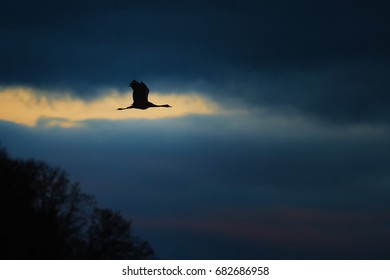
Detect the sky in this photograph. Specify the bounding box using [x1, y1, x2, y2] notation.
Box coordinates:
[1, 0, 390, 259]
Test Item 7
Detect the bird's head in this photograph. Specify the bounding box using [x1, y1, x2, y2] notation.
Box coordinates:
[162, 104, 172, 108]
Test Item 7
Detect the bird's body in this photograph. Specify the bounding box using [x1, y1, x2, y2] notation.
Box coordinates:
[117, 80, 171, 110]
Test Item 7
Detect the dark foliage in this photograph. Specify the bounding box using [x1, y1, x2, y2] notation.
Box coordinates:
[0, 146, 155, 259]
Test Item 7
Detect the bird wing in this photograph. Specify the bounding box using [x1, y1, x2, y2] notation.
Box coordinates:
[132, 81, 149, 104]
[140, 82, 150, 100]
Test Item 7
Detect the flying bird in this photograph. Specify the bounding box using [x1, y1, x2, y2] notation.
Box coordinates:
[117, 80, 172, 110]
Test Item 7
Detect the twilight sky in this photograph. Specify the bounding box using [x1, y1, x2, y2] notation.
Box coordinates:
[1, 0, 390, 259]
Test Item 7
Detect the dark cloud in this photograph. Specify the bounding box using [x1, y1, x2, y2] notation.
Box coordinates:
[2, 1, 390, 124]
[219, 60, 390, 124]
[1, 1, 389, 104]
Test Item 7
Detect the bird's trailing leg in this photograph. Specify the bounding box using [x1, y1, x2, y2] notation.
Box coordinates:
[117, 106, 132, 110]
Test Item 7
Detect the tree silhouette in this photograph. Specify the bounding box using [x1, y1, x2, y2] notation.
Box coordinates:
[87, 208, 154, 259]
[0, 146, 155, 259]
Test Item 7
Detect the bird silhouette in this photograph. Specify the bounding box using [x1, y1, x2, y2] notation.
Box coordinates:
[117, 80, 172, 110]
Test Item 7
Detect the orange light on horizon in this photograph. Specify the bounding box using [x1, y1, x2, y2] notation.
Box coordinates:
[0, 87, 223, 128]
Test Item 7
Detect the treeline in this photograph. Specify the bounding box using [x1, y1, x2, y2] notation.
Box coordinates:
[0, 146, 155, 259]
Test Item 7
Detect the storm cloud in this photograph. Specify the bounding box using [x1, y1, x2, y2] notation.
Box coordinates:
[1, 0, 390, 123]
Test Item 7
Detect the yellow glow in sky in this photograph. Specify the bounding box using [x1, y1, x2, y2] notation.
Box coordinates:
[0, 87, 222, 127]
